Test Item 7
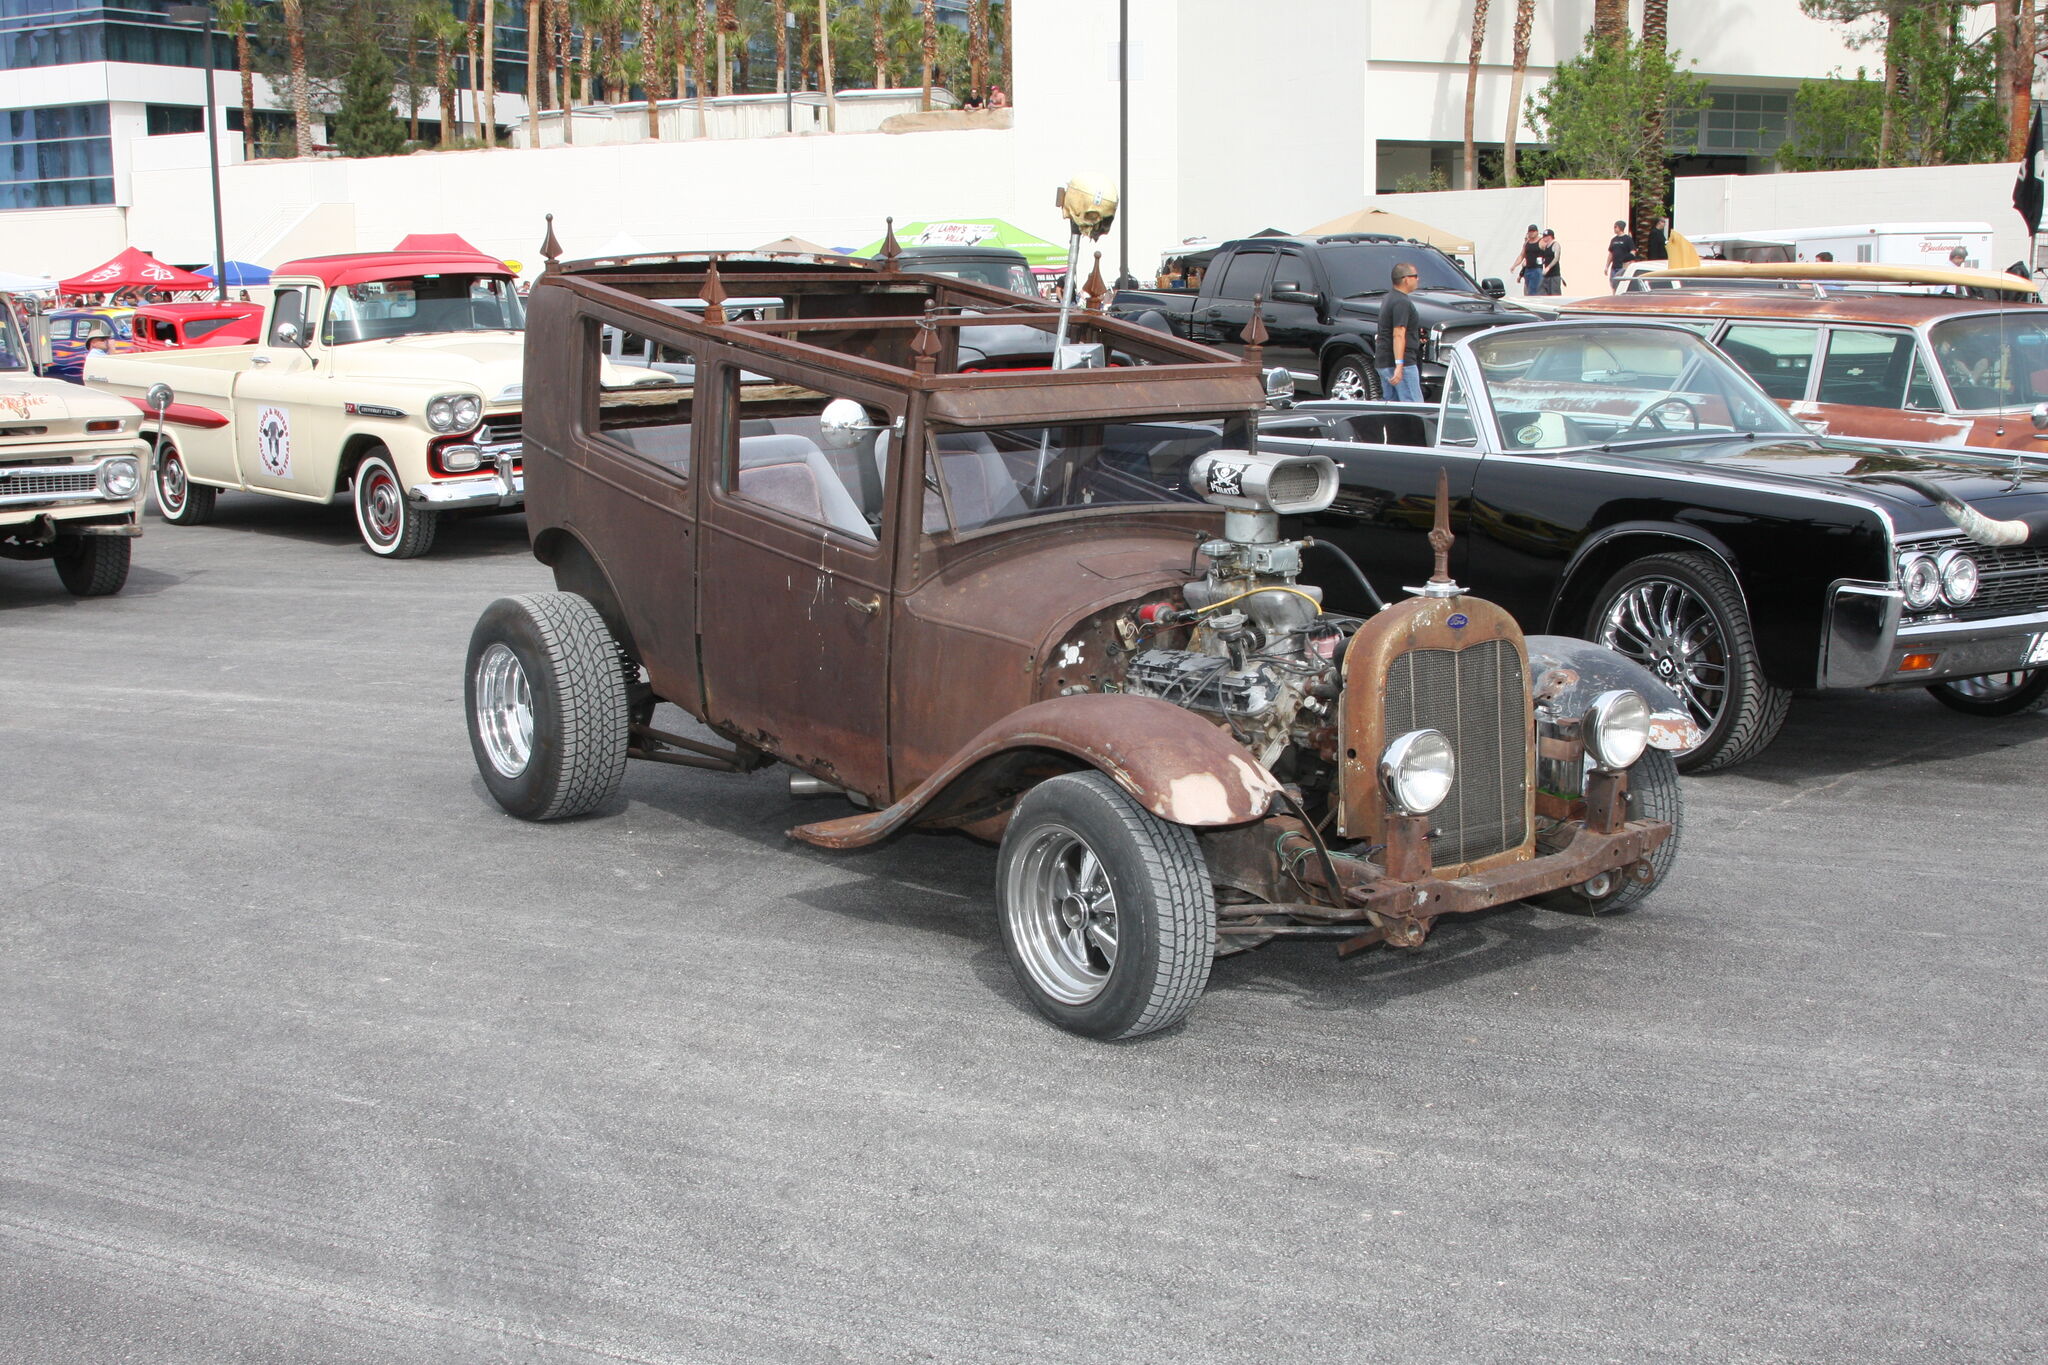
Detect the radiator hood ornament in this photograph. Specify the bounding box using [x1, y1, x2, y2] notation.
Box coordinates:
[1409, 468, 1465, 598]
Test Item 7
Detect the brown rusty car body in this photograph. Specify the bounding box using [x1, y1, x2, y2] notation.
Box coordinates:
[462, 238, 1689, 1038]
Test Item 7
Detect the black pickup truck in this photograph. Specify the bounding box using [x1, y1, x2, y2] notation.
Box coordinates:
[1112, 233, 1538, 401]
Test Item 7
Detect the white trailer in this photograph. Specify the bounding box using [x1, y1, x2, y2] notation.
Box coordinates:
[1691, 222, 1995, 270]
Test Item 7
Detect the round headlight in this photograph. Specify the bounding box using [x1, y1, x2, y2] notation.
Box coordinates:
[1937, 549, 1978, 605]
[1379, 729, 1455, 816]
[101, 458, 139, 498]
[1585, 689, 1652, 772]
[426, 395, 456, 432]
[451, 395, 482, 430]
[1900, 553, 1942, 611]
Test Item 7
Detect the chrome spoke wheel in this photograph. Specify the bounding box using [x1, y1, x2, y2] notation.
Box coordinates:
[1598, 577, 1728, 732]
[1005, 823, 1119, 1006]
[1946, 672, 2032, 701]
[474, 642, 535, 778]
[1327, 364, 1370, 402]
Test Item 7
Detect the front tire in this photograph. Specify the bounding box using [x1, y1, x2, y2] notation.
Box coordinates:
[465, 593, 630, 820]
[1538, 748, 1684, 915]
[1323, 351, 1381, 402]
[1588, 551, 1789, 773]
[353, 449, 437, 558]
[54, 535, 130, 597]
[153, 442, 216, 525]
[1927, 670, 2048, 717]
[997, 771, 1215, 1040]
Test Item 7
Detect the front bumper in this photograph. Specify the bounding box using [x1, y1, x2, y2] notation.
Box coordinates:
[1348, 819, 1670, 927]
[0, 454, 146, 530]
[407, 446, 523, 512]
[1823, 581, 2048, 685]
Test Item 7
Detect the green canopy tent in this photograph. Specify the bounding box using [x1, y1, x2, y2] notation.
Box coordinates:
[855, 218, 1069, 270]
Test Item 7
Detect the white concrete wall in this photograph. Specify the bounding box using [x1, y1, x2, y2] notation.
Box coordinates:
[1675, 164, 2035, 273]
[0, 207, 131, 276]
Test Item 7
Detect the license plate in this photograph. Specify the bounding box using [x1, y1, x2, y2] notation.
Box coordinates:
[2029, 634, 2048, 667]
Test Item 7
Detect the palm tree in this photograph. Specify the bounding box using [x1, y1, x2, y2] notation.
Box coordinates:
[281, 0, 313, 154]
[215, 0, 258, 158]
[818, 0, 836, 128]
[870, 0, 887, 86]
[1462, 0, 1489, 190]
[641, 0, 667, 135]
[919, 0, 935, 109]
[773, 0, 788, 93]
[482, 0, 499, 146]
[1639, 0, 1669, 240]
[715, 0, 735, 95]
[1592, 0, 1628, 46]
[967, 0, 986, 100]
[1502, 0, 1532, 186]
[692, 0, 710, 131]
[526, 0, 545, 112]
[423, 6, 465, 146]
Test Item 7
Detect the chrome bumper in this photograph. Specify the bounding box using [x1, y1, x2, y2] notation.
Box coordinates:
[1823, 580, 2048, 686]
[0, 454, 141, 511]
[406, 447, 523, 511]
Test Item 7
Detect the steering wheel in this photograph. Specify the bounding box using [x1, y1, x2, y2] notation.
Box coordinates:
[1618, 396, 1702, 436]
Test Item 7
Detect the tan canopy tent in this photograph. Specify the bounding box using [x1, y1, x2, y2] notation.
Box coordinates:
[1301, 208, 1475, 259]
[757, 235, 838, 255]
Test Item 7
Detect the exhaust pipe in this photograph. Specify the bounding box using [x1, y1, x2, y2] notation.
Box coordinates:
[787, 773, 844, 798]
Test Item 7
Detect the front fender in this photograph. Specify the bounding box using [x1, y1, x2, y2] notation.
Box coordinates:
[787, 693, 1281, 850]
[1526, 634, 1704, 752]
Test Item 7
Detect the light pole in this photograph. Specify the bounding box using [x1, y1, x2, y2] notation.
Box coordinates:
[169, 3, 228, 302]
[1117, 0, 1130, 291]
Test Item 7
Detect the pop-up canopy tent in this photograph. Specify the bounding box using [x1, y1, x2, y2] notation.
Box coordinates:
[60, 247, 213, 295]
[0, 270, 57, 293]
[757, 235, 837, 255]
[856, 218, 1068, 269]
[1301, 208, 1476, 260]
[196, 260, 272, 286]
[394, 232, 488, 255]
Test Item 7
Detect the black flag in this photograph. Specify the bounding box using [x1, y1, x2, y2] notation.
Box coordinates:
[2016, 105, 2045, 239]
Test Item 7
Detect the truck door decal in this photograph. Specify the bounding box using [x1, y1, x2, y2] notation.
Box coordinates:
[257, 405, 292, 478]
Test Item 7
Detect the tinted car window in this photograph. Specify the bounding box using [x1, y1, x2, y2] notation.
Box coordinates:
[1318, 245, 1475, 298]
[1817, 329, 1914, 408]
[1719, 324, 1818, 401]
[1930, 314, 2048, 411]
[1905, 351, 1943, 410]
[1215, 251, 1275, 301]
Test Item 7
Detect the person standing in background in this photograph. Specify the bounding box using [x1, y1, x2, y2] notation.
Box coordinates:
[1539, 229, 1563, 294]
[1375, 262, 1424, 402]
[1647, 216, 1669, 262]
[1607, 220, 1636, 290]
[1511, 225, 1544, 296]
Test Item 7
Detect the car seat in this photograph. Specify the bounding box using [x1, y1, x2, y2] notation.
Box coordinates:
[736, 433, 875, 541]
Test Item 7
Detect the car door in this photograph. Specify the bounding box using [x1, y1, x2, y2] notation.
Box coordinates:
[694, 352, 898, 799]
[1194, 249, 1275, 352]
[1716, 321, 1821, 406]
[1262, 249, 1326, 383]
[229, 283, 327, 496]
[1797, 325, 1966, 443]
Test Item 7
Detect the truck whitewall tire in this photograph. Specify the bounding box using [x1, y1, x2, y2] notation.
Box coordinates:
[465, 593, 630, 821]
[153, 441, 216, 525]
[353, 448, 437, 558]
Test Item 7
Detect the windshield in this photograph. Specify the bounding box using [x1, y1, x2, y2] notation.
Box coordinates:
[323, 273, 524, 343]
[0, 303, 27, 371]
[914, 259, 1040, 297]
[1468, 324, 1803, 450]
[1928, 314, 2048, 411]
[1319, 244, 1476, 298]
[924, 416, 1244, 534]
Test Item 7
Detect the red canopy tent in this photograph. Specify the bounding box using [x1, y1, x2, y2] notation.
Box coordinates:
[393, 232, 489, 256]
[60, 247, 213, 296]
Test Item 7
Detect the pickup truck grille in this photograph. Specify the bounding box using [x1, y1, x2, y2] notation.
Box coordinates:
[477, 414, 522, 447]
[0, 469, 96, 497]
[1383, 638, 1528, 866]
[1903, 534, 2048, 618]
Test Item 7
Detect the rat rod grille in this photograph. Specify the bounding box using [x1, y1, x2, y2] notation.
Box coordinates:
[1383, 639, 1528, 866]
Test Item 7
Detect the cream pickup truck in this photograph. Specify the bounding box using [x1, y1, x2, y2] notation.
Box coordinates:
[89, 248, 541, 558]
[1, 291, 148, 595]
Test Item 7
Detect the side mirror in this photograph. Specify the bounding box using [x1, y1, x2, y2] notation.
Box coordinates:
[1480, 278, 1507, 299]
[1263, 367, 1296, 408]
[818, 396, 887, 448]
[273, 321, 301, 347]
[2032, 402, 2048, 431]
[145, 382, 175, 412]
[1271, 288, 1321, 306]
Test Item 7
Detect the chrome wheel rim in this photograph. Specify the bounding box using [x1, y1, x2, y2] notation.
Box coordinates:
[1005, 823, 1118, 1006]
[1597, 577, 1728, 733]
[1945, 671, 2034, 701]
[474, 642, 534, 777]
[158, 451, 185, 513]
[361, 465, 401, 543]
[1327, 366, 1370, 402]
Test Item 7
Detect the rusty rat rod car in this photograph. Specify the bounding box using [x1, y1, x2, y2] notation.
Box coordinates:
[463, 242, 1690, 1039]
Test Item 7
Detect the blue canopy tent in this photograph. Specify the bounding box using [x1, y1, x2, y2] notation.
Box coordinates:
[196, 260, 272, 286]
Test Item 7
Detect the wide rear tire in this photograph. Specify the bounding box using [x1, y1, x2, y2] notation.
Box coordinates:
[465, 593, 630, 821]
[997, 771, 1215, 1040]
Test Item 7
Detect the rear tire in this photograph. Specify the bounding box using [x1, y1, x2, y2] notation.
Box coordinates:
[153, 442, 216, 525]
[465, 593, 630, 821]
[997, 772, 1215, 1040]
[353, 449, 437, 558]
[1537, 748, 1684, 915]
[1323, 351, 1381, 402]
[1926, 670, 2048, 717]
[54, 536, 130, 597]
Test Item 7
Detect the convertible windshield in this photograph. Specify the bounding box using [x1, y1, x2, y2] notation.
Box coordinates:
[924, 416, 1240, 534]
[1320, 244, 1476, 298]
[1469, 324, 1802, 450]
[1929, 314, 2048, 411]
[323, 273, 524, 344]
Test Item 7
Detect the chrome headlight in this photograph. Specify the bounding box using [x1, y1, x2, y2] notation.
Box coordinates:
[1900, 553, 1942, 611]
[1379, 729, 1455, 816]
[1585, 689, 1651, 772]
[451, 394, 482, 430]
[425, 393, 482, 433]
[1936, 549, 1978, 605]
[100, 457, 140, 498]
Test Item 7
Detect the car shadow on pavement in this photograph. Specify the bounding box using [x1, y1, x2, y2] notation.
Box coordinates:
[150, 497, 533, 559]
[0, 558, 182, 609]
[1716, 688, 2047, 789]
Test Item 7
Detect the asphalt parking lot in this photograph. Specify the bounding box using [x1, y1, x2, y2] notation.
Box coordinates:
[3, 498, 2044, 1365]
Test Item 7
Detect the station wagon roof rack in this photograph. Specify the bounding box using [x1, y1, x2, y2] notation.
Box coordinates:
[1642, 260, 2040, 297]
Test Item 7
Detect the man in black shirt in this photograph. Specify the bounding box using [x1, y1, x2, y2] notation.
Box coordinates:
[1509, 224, 1544, 296]
[1647, 216, 1669, 262]
[1539, 229, 1562, 294]
[1375, 261, 1424, 402]
[1607, 219, 1635, 290]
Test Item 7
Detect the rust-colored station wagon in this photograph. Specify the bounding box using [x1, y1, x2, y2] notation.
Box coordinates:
[463, 240, 1695, 1038]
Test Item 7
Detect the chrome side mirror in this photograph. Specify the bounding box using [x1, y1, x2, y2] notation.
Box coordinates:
[1263, 367, 1296, 408]
[145, 382, 174, 412]
[273, 321, 301, 347]
[2031, 402, 2048, 430]
[818, 397, 887, 448]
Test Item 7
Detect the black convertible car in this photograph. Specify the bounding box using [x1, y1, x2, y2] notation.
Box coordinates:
[1255, 321, 2048, 770]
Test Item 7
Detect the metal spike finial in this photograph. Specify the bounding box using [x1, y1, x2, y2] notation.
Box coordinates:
[881, 216, 902, 268]
[1082, 250, 1108, 313]
[1243, 296, 1269, 368]
[1428, 468, 1455, 585]
[700, 259, 728, 325]
[912, 300, 942, 373]
[539, 213, 562, 273]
